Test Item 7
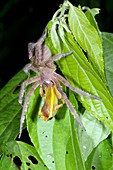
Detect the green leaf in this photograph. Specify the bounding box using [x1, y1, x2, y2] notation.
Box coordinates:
[51, 106, 68, 170]
[26, 81, 85, 169]
[37, 119, 55, 169]
[65, 92, 86, 170]
[0, 70, 27, 145]
[85, 137, 113, 170]
[78, 111, 110, 161]
[47, 26, 113, 132]
[102, 32, 113, 97]
[84, 7, 101, 35]
[50, 21, 61, 52]
[26, 87, 55, 170]
[1, 2, 113, 169]
[0, 141, 47, 170]
[0, 154, 18, 170]
[68, 3, 104, 78]
[53, 91, 85, 170]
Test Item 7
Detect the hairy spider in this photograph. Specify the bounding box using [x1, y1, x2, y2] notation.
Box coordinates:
[18, 29, 100, 138]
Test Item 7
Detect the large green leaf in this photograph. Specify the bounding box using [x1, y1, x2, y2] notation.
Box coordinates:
[0, 154, 18, 170]
[53, 91, 85, 170]
[45, 1, 113, 133]
[85, 137, 113, 170]
[78, 111, 110, 161]
[68, 2, 104, 79]
[84, 8, 101, 37]
[26, 87, 85, 170]
[50, 22, 61, 52]
[0, 141, 47, 170]
[1, 2, 113, 170]
[46, 24, 113, 132]
[26, 87, 55, 170]
[0, 70, 27, 145]
[102, 32, 113, 97]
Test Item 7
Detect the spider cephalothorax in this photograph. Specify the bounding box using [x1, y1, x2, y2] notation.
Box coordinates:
[18, 29, 100, 138]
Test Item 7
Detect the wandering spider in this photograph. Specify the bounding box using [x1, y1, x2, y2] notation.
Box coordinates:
[18, 29, 101, 138]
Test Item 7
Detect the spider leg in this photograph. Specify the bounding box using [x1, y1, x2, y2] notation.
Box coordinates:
[36, 28, 47, 45]
[19, 81, 40, 138]
[28, 29, 47, 63]
[53, 79, 85, 130]
[54, 73, 101, 101]
[23, 63, 40, 75]
[18, 76, 39, 105]
[28, 42, 36, 60]
[46, 51, 73, 65]
[35, 29, 47, 64]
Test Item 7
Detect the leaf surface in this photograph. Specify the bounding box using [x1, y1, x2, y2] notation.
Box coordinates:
[78, 111, 110, 161]
[85, 138, 113, 170]
[0, 70, 27, 145]
[68, 3, 104, 78]
[102, 32, 113, 96]
[26, 87, 55, 170]
[0, 141, 47, 170]
[46, 25, 113, 132]
[53, 91, 85, 170]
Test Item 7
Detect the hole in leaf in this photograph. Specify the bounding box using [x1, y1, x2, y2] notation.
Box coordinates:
[52, 160, 54, 163]
[92, 165, 96, 169]
[6, 153, 12, 158]
[28, 168, 31, 170]
[26, 162, 30, 166]
[28, 155, 38, 164]
[45, 135, 48, 138]
[13, 156, 22, 167]
[66, 151, 68, 154]
[44, 164, 46, 167]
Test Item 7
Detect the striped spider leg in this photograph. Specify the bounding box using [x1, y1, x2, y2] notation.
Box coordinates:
[18, 77, 40, 138]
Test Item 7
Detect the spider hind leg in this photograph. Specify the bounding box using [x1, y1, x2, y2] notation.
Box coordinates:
[19, 80, 40, 138]
[54, 79, 86, 131]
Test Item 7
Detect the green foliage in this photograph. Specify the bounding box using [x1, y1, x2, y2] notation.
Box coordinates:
[0, 1, 113, 169]
[0, 141, 47, 170]
[102, 32, 113, 97]
[0, 70, 27, 146]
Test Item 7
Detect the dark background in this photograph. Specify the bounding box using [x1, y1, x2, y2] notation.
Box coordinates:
[0, 0, 113, 88]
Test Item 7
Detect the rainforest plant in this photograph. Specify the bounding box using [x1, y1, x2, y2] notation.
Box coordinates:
[0, 1, 113, 169]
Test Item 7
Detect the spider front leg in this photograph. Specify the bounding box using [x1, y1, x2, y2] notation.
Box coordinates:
[28, 43, 36, 61]
[54, 73, 101, 101]
[46, 51, 73, 66]
[35, 29, 48, 63]
[54, 79, 85, 130]
[28, 28, 47, 63]
[19, 80, 40, 138]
